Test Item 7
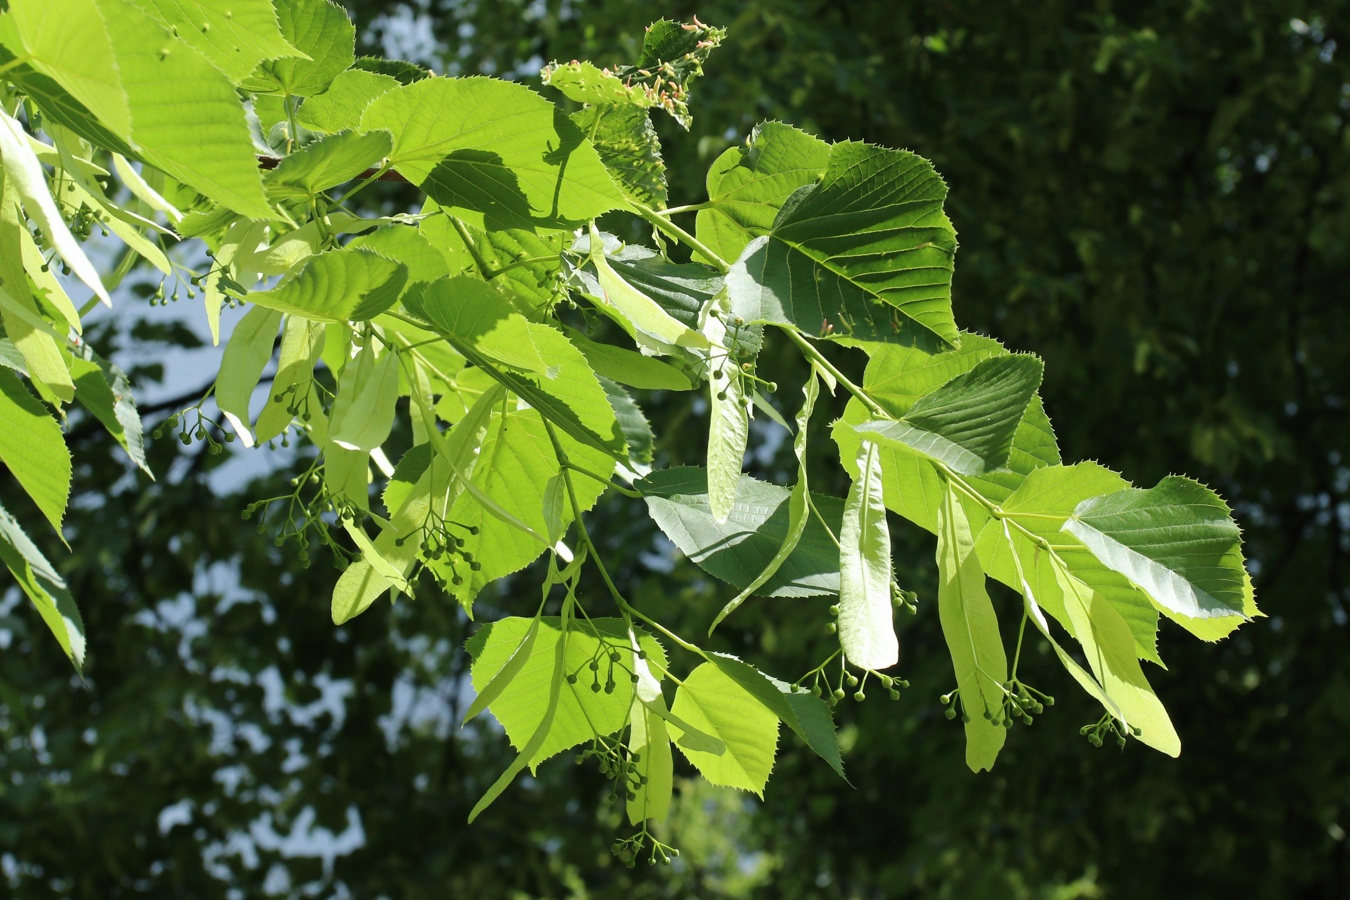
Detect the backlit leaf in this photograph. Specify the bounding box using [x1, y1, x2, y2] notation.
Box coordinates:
[263, 129, 392, 199]
[245, 247, 408, 323]
[243, 0, 354, 97]
[706, 653, 845, 780]
[466, 616, 667, 769]
[216, 305, 282, 446]
[296, 68, 400, 133]
[669, 661, 779, 796]
[130, 0, 303, 83]
[0, 113, 109, 305]
[936, 484, 1007, 772]
[0, 499, 84, 669]
[360, 77, 625, 230]
[0, 368, 70, 534]
[404, 276, 625, 459]
[328, 338, 399, 452]
[100, 0, 273, 219]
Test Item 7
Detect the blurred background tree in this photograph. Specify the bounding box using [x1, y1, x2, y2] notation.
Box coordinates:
[1, 1, 1346, 896]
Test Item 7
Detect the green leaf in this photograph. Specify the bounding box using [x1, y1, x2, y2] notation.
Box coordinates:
[1064, 476, 1249, 621]
[706, 653, 846, 781]
[341, 519, 412, 596]
[2, 0, 132, 137]
[696, 122, 831, 266]
[215, 305, 282, 446]
[628, 18, 725, 128]
[588, 224, 710, 350]
[838, 440, 898, 670]
[99, 0, 273, 219]
[245, 247, 408, 323]
[970, 463, 1163, 664]
[331, 386, 501, 625]
[995, 519, 1127, 725]
[573, 239, 747, 358]
[668, 661, 779, 796]
[68, 343, 151, 477]
[242, 0, 354, 97]
[466, 616, 667, 769]
[427, 403, 612, 610]
[832, 333, 1061, 537]
[263, 129, 392, 200]
[467, 608, 569, 824]
[0, 368, 70, 534]
[0, 337, 26, 372]
[564, 327, 694, 392]
[129, 0, 304, 82]
[320, 442, 369, 513]
[725, 140, 959, 346]
[347, 226, 450, 284]
[53, 161, 171, 277]
[705, 303, 751, 524]
[295, 68, 400, 134]
[328, 339, 399, 452]
[111, 153, 182, 223]
[598, 376, 654, 470]
[0, 182, 75, 406]
[419, 204, 569, 313]
[711, 373, 819, 630]
[636, 467, 844, 598]
[0, 113, 109, 305]
[464, 614, 542, 726]
[404, 276, 625, 459]
[1049, 552, 1181, 757]
[573, 105, 666, 209]
[360, 77, 626, 230]
[627, 695, 674, 825]
[351, 56, 431, 85]
[543, 60, 657, 109]
[247, 221, 321, 278]
[254, 315, 323, 444]
[542, 18, 722, 129]
[935, 484, 1007, 772]
[852, 354, 1044, 476]
[0, 499, 84, 670]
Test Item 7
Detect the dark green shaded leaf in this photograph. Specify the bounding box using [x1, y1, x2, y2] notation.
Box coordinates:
[636, 466, 844, 597]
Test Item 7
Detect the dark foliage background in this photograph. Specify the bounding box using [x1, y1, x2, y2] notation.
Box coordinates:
[1, 1, 1346, 896]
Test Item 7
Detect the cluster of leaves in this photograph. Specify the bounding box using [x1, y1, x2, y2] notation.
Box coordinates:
[0, 0, 1256, 853]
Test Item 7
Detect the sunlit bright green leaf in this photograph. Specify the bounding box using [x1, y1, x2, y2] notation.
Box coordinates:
[130, 0, 304, 82]
[0, 368, 70, 534]
[466, 616, 667, 769]
[296, 68, 399, 133]
[669, 661, 779, 796]
[360, 77, 626, 230]
[216, 305, 282, 446]
[696, 122, 830, 265]
[245, 247, 408, 323]
[936, 484, 1007, 772]
[242, 0, 354, 97]
[0, 499, 84, 669]
[264, 129, 392, 200]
